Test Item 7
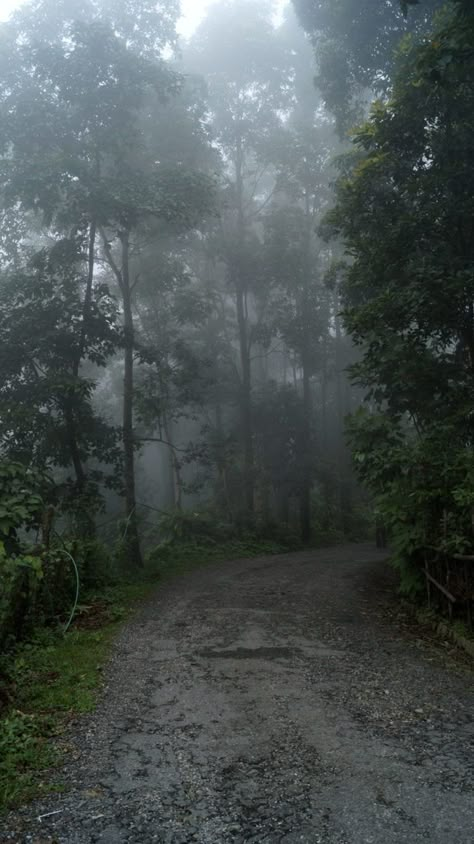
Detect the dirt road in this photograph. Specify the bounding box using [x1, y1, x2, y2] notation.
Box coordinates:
[4, 544, 473, 843]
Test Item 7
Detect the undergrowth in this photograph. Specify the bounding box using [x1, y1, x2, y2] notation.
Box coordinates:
[0, 583, 151, 814]
[145, 535, 289, 578]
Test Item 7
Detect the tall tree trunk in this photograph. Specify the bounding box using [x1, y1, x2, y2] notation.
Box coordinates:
[215, 401, 232, 521]
[66, 220, 98, 496]
[63, 220, 99, 536]
[236, 284, 254, 516]
[234, 133, 254, 518]
[74, 219, 97, 378]
[320, 337, 332, 516]
[162, 412, 183, 510]
[321, 340, 328, 456]
[120, 230, 143, 568]
[300, 354, 312, 543]
[334, 297, 352, 532]
[101, 226, 143, 568]
[300, 175, 313, 544]
[300, 372, 312, 542]
[292, 360, 298, 391]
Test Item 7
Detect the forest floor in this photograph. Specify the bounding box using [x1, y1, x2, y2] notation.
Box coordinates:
[2, 543, 473, 843]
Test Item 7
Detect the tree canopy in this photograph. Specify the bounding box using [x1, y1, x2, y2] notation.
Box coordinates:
[293, 0, 443, 131]
[324, 0, 474, 587]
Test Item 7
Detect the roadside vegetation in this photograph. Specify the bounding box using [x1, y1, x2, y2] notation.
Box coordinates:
[297, 0, 474, 609]
[0, 520, 296, 815]
[1, 0, 473, 816]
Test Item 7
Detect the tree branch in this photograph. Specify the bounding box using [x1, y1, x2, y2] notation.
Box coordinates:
[134, 436, 189, 454]
[99, 227, 124, 292]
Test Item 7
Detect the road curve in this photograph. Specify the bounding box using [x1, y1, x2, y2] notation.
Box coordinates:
[4, 544, 474, 843]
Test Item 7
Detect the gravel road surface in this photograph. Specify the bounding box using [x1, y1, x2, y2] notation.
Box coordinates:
[3, 544, 473, 843]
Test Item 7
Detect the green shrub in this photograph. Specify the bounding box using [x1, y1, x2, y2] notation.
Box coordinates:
[158, 508, 236, 544]
[0, 545, 45, 649]
[0, 619, 127, 813]
[252, 518, 303, 549]
[146, 534, 287, 579]
[0, 461, 46, 550]
[0, 709, 56, 810]
[0, 535, 116, 651]
[348, 409, 474, 597]
[70, 538, 116, 590]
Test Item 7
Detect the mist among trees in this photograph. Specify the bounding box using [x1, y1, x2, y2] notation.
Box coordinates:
[1, 0, 474, 828]
[0, 0, 473, 640]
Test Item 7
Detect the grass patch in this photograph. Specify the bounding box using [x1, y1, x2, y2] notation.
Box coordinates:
[0, 582, 155, 814]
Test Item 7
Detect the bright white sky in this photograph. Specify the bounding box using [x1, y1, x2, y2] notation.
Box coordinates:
[0, 1, 288, 37]
[178, 0, 218, 38]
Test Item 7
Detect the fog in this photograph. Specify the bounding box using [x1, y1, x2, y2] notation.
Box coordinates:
[2, 2, 474, 837]
[0, 0, 470, 573]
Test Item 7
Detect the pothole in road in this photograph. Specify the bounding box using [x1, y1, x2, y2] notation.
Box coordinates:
[198, 646, 297, 660]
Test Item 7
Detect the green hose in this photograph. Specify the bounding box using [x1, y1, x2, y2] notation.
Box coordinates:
[62, 549, 80, 634]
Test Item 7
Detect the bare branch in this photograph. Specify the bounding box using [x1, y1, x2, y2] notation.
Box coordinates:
[248, 186, 277, 218]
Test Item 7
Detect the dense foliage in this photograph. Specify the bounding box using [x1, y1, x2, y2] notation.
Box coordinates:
[293, 0, 443, 132]
[325, 1, 474, 591]
[0, 0, 470, 638]
[0, 0, 365, 654]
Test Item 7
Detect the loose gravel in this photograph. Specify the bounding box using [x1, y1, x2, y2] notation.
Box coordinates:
[2, 543, 473, 843]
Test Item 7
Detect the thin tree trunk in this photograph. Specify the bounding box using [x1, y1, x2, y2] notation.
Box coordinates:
[66, 220, 98, 496]
[334, 297, 352, 532]
[162, 413, 183, 510]
[300, 173, 313, 544]
[321, 343, 328, 455]
[64, 220, 100, 537]
[74, 219, 97, 377]
[120, 230, 143, 568]
[292, 361, 298, 391]
[300, 358, 312, 543]
[282, 346, 289, 385]
[234, 133, 254, 518]
[100, 226, 142, 568]
[465, 300, 474, 374]
[215, 401, 232, 520]
[236, 284, 254, 516]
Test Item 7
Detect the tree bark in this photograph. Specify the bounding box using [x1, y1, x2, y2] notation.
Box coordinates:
[334, 296, 352, 531]
[215, 401, 232, 521]
[74, 219, 97, 377]
[234, 133, 254, 518]
[120, 230, 143, 568]
[236, 284, 254, 516]
[300, 173, 313, 544]
[65, 220, 98, 498]
[300, 362, 312, 543]
[100, 226, 143, 568]
[62, 220, 100, 537]
[162, 412, 183, 510]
